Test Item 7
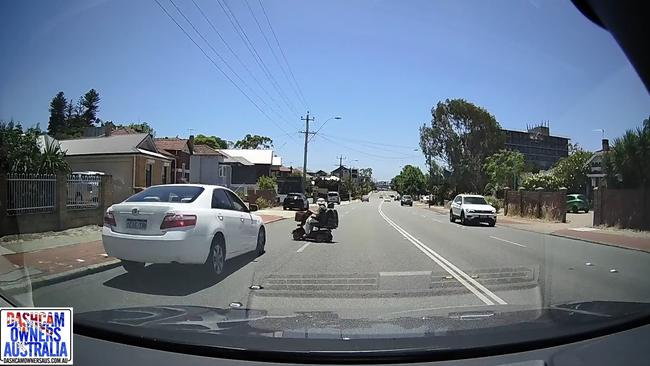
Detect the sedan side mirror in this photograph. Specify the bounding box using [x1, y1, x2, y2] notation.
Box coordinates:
[248, 204, 259, 212]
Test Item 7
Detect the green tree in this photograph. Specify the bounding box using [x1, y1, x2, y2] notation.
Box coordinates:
[419, 99, 505, 193]
[234, 134, 273, 149]
[550, 149, 592, 193]
[606, 117, 650, 188]
[81, 89, 101, 126]
[194, 134, 229, 149]
[47, 92, 68, 137]
[257, 175, 276, 191]
[1, 121, 68, 174]
[120, 122, 155, 135]
[484, 149, 525, 192]
[392, 165, 426, 196]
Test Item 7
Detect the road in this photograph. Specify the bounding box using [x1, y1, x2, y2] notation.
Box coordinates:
[32, 192, 650, 319]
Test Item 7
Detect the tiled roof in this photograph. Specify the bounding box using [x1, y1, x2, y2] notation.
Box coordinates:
[155, 138, 189, 151]
[193, 144, 222, 155]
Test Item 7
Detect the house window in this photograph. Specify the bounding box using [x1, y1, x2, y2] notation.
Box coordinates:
[145, 163, 153, 187]
[218, 166, 226, 177]
[162, 165, 168, 184]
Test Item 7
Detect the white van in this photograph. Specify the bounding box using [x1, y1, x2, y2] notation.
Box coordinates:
[327, 191, 341, 204]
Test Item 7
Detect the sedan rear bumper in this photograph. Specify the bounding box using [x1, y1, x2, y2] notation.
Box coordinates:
[102, 227, 210, 264]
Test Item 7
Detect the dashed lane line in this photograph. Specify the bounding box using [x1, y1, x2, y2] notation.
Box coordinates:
[378, 201, 507, 306]
[489, 236, 527, 248]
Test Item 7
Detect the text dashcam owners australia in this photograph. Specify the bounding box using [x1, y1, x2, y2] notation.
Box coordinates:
[0, 308, 72, 365]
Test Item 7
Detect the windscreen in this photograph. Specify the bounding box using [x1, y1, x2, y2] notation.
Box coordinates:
[464, 197, 488, 205]
[126, 186, 204, 203]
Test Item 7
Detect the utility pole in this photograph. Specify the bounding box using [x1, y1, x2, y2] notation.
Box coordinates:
[336, 155, 345, 193]
[300, 111, 315, 193]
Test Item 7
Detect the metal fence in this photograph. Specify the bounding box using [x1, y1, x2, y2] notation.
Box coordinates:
[66, 174, 102, 209]
[6, 174, 57, 215]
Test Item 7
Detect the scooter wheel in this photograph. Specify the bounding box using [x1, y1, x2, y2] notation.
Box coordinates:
[292, 228, 305, 241]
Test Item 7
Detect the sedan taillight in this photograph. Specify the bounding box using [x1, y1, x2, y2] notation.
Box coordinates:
[103, 211, 116, 227]
[160, 213, 197, 230]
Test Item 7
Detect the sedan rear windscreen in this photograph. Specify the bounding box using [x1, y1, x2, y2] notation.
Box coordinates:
[126, 186, 205, 203]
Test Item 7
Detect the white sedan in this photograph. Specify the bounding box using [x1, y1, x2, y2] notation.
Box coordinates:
[102, 184, 265, 277]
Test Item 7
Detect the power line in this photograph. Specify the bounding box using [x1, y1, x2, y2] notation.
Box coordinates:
[217, 0, 301, 117]
[318, 135, 420, 160]
[318, 132, 419, 149]
[170, 0, 296, 132]
[189, 0, 297, 129]
[153, 0, 296, 141]
[257, 0, 309, 108]
[246, 0, 306, 110]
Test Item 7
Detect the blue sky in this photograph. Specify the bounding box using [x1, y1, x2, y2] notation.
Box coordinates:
[1, 0, 649, 180]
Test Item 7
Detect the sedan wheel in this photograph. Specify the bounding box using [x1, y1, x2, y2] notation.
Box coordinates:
[460, 212, 466, 225]
[449, 210, 455, 222]
[206, 237, 226, 278]
[256, 227, 266, 256]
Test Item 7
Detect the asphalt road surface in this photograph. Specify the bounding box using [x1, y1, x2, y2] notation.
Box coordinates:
[32, 192, 650, 319]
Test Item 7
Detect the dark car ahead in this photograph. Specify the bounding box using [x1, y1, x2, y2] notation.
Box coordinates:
[567, 194, 589, 213]
[400, 195, 413, 206]
[283, 193, 309, 210]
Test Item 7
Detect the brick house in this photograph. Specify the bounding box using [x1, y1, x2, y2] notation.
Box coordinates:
[154, 136, 195, 183]
[59, 133, 174, 202]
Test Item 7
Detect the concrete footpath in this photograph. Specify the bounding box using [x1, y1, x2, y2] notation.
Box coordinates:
[420, 204, 650, 253]
[0, 214, 286, 291]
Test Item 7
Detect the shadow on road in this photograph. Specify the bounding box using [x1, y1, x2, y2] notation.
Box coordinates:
[102, 253, 260, 296]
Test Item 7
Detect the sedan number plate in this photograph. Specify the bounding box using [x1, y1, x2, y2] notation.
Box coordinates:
[126, 219, 147, 230]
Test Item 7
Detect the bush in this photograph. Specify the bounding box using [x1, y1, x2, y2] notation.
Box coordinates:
[255, 197, 273, 209]
[257, 175, 276, 191]
[521, 173, 561, 191]
[484, 195, 503, 213]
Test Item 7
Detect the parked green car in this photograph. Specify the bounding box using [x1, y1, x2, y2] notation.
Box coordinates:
[566, 194, 589, 213]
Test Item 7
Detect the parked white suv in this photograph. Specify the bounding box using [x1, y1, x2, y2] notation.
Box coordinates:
[327, 191, 341, 204]
[102, 184, 266, 277]
[449, 194, 497, 226]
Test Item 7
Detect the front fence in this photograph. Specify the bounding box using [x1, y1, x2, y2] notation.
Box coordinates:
[6, 174, 57, 215]
[66, 175, 102, 209]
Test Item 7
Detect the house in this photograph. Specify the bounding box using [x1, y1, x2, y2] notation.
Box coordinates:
[585, 139, 611, 198]
[331, 166, 359, 182]
[154, 136, 194, 183]
[189, 144, 232, 187]
[271, 166, 292, 178]
[219, 149, 279, 192]
[503, 123, 569, 170]
[59, 133, 174, 202]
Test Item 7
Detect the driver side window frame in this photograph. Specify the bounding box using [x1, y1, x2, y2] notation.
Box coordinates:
[225, 190, 249, 213]
[212, 188, 234, 210]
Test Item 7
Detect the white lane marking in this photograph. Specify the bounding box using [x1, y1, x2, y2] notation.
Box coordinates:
[296, 242, 310, 253]
[489, 236, 527, 248]
[379, 271, 432, 276]
[378, 202, 507, 306]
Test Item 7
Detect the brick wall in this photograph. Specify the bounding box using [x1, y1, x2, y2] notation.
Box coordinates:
[593, 187, 650, 230]
[505, 189, 567, 222]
